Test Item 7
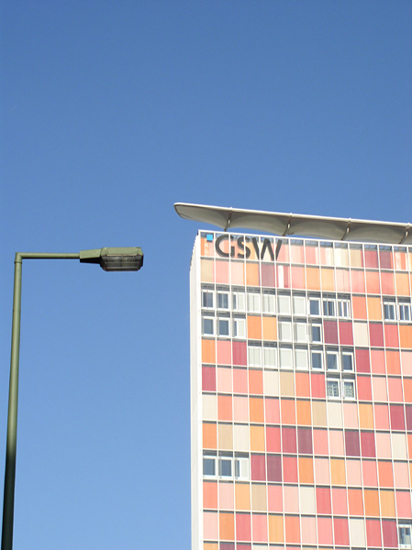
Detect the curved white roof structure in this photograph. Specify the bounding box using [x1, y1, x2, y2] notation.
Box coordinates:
[174, 202, 412, 245]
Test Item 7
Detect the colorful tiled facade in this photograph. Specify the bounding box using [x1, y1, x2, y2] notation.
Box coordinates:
[190, 231, 412, 549]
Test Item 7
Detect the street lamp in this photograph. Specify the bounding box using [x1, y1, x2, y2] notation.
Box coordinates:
[1, 247, 144, 550]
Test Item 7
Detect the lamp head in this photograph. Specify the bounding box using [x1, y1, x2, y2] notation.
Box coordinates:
[80, 247, 144, 272]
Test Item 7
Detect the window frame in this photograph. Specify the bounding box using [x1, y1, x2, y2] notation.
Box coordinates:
[202, 316, 214, 336]
[326, 351, 339, 371]
[311, 350, 323, 370]
[398, 522, 412, 548]
[217, 291, 229, 310]
[323, 299, 336, 317]
[233, 317, 246, 339]
[232, 290, 246, 312]
[217, 317, 230, 337]
[342, 352, 354, 372]
[202, 290, 214, 309]
[338, 298, 351, 318]
[308, 297, 320, 316]
[342, 380, 355, 400]
[383, 301, 396, 321]
[326, 379, 340, 399]
[279, 321, 293, 342]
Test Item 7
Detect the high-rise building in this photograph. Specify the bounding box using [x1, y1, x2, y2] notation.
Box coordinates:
[178, 204, 412, 550]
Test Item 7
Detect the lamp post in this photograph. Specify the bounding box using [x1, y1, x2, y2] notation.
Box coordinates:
[1, 248, 143, 550]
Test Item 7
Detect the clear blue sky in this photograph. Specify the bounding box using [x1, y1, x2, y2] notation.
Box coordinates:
[1, 1, 411, 549]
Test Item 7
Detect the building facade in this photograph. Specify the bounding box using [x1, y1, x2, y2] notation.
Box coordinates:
[190, 230, 412, 549]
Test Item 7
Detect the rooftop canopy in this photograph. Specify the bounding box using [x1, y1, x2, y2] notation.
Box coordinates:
[174, 202, 412, 245]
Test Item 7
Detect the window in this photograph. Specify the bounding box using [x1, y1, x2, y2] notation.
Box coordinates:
[311, 350, 323, 370]
[232, 291, 246, 312]
[217, 292, 229, 310]
[309, 298, 320, 316]
[327, 380, 340, 398]
[294, 322, 308, 343]
[203, 455, 216, 477]
[219, 457, 232, 477]
[262, 292, 275, 314]
[399, 303, 411, 322]
[343, 380, 355, 399]
[399, 523, 412, 548]
[280, 348, 293, 369]
[278, 295, 291, 315]
[233, 318, 246, 339]
[279, 321, 292, 342]
[263, 346, 277, 368]
[217, 318, 230, 337]
[338, 299, 350, 318]
[202, 317, 214, 336]
[248, 345, 261, 367]
[247, 291, 260, 313]
[234, 457, 249, 480]
[202, 290, 214, 309]
[311, 324, 322, 343]
[323, 299, 336, 317]
[384, 302, 396, 321]
[203, 452, 250, 480]
[293, 295, 306, 316]
[342, 353, 354, 372]
[295, 349, 308, 369]
[326, 352, 339, 371]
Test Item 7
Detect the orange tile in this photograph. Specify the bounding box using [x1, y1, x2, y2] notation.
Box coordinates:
[306, 267, 320, 290]
[203, 423, 217, 449]
[296, 400, 311, 425]
[218, 395, 232, 421]
[246, 263, 259, 286]
[235, 483, 250, 510]
[249, 397, 264, 423]
[247, 315, 262, 340]
[348, 488, 364, 515]
[321, 268, 335, 291]
[249, 369, 263, 395]
[202, 339, 216, 364]
[268, 515, 284, 543]
[262, 316, 277, 341]
[203, 481, 218, 509]
[400, 325, 412, 349]
[367, 297, 382, 321]
[352, 295, 367, 319]
[295, 373, 310, 397]
[219, 512, 234, 540]
[364, 489, 380, 516]
[378, 461, 394, 488]
[298, 457, 314, 484]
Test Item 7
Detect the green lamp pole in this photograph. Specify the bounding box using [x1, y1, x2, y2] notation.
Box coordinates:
[1, 248, 143, 550]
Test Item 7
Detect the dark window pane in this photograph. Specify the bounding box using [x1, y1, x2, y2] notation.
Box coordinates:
[203, 458, 215, 476]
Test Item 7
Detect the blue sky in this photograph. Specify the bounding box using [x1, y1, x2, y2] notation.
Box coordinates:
[1, 1, 411, 549]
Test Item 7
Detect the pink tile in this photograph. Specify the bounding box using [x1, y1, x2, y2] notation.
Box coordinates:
[346, 459, 362, 486]
[217, 367, 232, 393]
[252, 513, 268, 543]
[283, 485, 299, 513]
[265, 397, 280, 424]
[233, 368, 248, 393]
[217, 340, 232, 365]
[396, 490, 412, 518]
[332, 487, 348, 515]
[317, 517, 333, 545]
[313, 429, 329, 455]
[267, 485, 283, 512]
[233, 396, 249, 422]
